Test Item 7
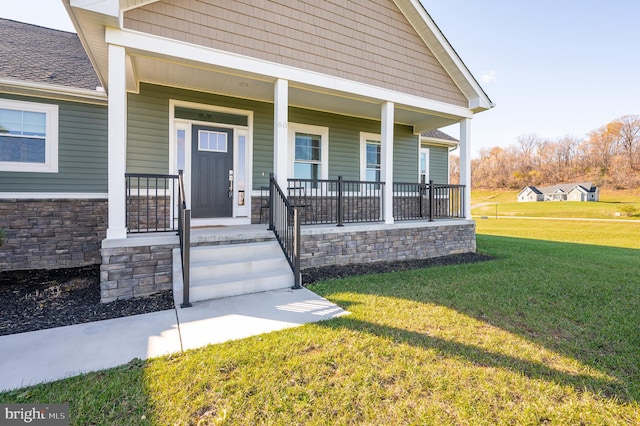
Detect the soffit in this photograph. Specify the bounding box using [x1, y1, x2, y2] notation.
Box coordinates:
[130, 53, 461, 131]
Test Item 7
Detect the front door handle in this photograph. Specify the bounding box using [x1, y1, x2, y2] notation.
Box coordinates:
[228, 169, 234, 198]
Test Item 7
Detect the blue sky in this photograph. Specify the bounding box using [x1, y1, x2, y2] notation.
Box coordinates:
[3, 1, 640, 157]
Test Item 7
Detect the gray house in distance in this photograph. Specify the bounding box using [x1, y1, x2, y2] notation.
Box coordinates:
[1, 0, 492, 304]
[518, 183, 600, 202]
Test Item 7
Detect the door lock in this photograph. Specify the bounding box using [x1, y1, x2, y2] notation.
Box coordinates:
[228, 170, 234, 198]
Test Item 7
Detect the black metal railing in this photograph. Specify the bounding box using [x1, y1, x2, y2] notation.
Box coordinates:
[269, 174, 302, 289]
[286, 177, 385, 226]
[393, 181, 465, 221]
[125, 173, 179, 233]
[177, 170, 191, 308]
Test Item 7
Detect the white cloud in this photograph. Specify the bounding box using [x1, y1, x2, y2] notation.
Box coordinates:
[479, 70, 496, 84]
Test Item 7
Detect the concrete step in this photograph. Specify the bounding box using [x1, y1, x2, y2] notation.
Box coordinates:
[173, 240, 294, 304]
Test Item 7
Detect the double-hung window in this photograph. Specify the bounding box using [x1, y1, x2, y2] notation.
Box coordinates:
[0, 99, 58, 173]
[288, 123, 328, 182]
[360, 133, 381, 182]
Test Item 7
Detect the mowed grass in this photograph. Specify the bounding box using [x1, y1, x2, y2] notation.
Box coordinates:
[472, 190, 640, 220]
[476, 218, 640, 249]
[1, 224, 640, 424]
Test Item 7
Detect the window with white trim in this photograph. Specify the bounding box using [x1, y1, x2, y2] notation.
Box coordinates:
[0, 99, 58, 173]
[288, 123, 328, 180]
[360, 133, 381, 182]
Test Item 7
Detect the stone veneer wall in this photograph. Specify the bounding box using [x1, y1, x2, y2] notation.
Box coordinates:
[0, 199, 107, 271]
[100, 237, 178, 303]
[300, 221, 476, 268]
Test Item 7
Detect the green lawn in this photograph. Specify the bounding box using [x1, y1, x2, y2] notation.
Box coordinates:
[472, 190, 640, 220]
[2, 223, 639, 424]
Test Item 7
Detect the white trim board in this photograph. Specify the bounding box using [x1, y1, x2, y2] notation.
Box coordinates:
[0, 193, 107, 199]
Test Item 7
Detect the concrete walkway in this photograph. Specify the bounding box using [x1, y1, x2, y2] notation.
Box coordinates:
[0, 288, 347, 392]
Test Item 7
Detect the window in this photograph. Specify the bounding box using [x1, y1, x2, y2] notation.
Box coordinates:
[360, 133, 381, 182]
[288, 123, 328, 180]
[198, 130, 228, 152]
[0, 99, 58, 173]
[419, 147, 430, 183]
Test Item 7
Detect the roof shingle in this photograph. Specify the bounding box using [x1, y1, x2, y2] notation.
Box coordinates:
[0, 18, 100, 91]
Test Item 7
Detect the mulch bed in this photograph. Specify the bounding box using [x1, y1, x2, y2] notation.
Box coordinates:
[0, 252, 492, 337]
[0, 265, 173, 336]
[303, 252, 493, 284]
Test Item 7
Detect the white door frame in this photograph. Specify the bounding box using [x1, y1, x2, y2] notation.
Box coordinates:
[169, 100, 254, 226]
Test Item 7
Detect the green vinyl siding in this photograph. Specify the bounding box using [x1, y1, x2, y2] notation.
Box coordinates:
[127, 83, 274, 188]
[423, 144, 450, 183]
[128, 83, 420, 190]
[289, 107, 418, 182]
[0, 94, 107, 193]
[393, 124, 419, 182]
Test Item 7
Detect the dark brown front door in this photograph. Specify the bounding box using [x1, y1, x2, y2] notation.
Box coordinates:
[191, 125, 233, 218]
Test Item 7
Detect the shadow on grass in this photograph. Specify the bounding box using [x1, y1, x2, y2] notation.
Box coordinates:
[315, 315, 632, 402]
[310, 234, 640, 403]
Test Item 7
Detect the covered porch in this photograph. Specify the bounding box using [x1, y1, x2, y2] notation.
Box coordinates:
[97, 31, 476, 240]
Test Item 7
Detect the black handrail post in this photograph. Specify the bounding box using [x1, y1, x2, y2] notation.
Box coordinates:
[337, 175, 344, 227]
[428, 180, 434, 222]
[268, 173, 274, 230]
[293, 207, 302, 289]
[180, 208, 192, 308]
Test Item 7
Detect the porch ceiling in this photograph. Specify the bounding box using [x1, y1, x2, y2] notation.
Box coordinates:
[130, 54, 460, 132]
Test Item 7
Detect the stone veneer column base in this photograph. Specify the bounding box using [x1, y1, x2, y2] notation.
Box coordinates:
[100, 234, 179, 303]
[300, 220, 476, 268]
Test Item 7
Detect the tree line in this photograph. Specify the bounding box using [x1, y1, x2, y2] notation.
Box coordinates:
[450, 115, 640, 190]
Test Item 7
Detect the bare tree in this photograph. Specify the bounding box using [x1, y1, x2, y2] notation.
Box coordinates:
[615, 115, 640, 171]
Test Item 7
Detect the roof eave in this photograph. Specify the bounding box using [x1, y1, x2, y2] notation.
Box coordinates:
[0, 77, 108, 105]
[393, 0, 494, 113]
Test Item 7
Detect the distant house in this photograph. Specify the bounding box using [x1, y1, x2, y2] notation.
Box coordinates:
[517, 183, 599, 202]
[517, 186, 543, 202]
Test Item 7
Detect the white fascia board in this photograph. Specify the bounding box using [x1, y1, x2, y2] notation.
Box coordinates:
[420, 137, 459, 148]
[105, 28, 474, 119]
[0, 78, 108, 105]
[0, 193, 107, 199]
[70, 0, 119, 17]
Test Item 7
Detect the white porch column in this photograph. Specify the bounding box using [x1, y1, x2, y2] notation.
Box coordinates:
[459, 118, 472, 220]
[381, 101, 394, 224]
[106, 44, 128, 239]
[274, 79, 289, 190]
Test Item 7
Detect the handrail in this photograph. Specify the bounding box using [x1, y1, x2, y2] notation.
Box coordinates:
[177, 170, 192, 308]
[268, 174, 302, 289]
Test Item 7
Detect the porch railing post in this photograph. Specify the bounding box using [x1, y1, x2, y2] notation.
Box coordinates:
[428, 179, 434, 222]
[337, 175, 344, 227]
[419, 175, 426, 218]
